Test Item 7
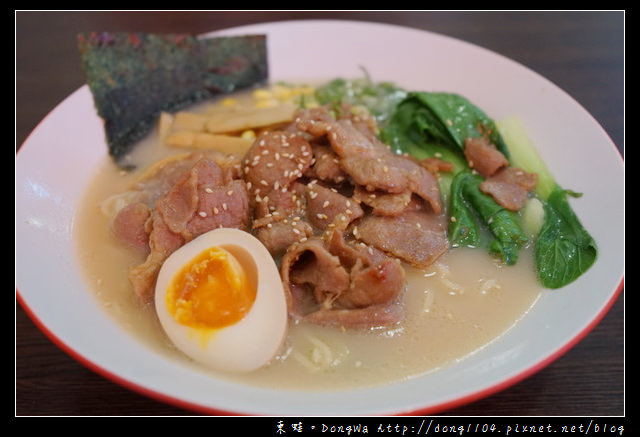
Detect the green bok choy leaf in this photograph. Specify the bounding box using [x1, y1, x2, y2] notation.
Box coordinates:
[497, 116, 597, 288]
[383, 92, 597, 288]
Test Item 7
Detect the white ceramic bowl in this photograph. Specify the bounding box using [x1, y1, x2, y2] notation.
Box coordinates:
[16, 20, 624, 416]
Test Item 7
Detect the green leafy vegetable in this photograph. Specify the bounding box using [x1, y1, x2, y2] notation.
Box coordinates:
[447, 171, 528, 265]
[381, 97, 468, 198]
[497, 116, 597, 288]
[448, 171, 481, 247]
[314, 73, 407, 126]
[461, 172, 528, 265]
[534, 186, 598, 288]
[382, 91, 597, 287]
[383, 92, 509, 157]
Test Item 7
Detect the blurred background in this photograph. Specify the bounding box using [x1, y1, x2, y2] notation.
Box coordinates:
[16, 10, 624, 416]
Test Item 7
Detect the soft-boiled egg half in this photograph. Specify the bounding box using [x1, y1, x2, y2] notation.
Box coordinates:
[154, 228, 288, 372]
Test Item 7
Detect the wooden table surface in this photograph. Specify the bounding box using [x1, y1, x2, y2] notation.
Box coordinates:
[16, 11, 624, 417]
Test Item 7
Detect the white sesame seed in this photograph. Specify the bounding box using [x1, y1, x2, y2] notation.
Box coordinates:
[293, 228, 301, 235]
[450, 216, 457, 222]
[222, 203, 228, 211]
[275, 152, 280, 161]
[205, 187, 213, 193]
[227, 190, 233, 196]
[260, 180, 268, 186]
[323, 200, 330, 208]
[198, 211, 207, 217]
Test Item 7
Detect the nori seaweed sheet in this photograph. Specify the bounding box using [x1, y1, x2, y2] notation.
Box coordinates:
[78, 32, 268, 163]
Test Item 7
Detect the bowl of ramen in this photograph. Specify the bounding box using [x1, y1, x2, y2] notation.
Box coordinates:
[15, 20, 624, 416]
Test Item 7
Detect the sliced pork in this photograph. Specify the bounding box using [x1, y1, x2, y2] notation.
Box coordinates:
[352, 186, 412, 217]
[242, 130, 314, 196]
[111, 202, 151, 254]
[480, 166, 538, 211]
[463, 137, 509, 178]
[112, 153, 250, 302]
[304, 183, 363, 231]
[355, 201, 449, 269]
[304, 144, 346, 184]
[281, 230, 405, 329]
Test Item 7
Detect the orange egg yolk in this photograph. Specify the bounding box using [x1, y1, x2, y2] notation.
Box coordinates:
[165, 247, 256, 330]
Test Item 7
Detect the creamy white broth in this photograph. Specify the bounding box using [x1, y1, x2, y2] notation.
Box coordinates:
[73, 89, 541, 391]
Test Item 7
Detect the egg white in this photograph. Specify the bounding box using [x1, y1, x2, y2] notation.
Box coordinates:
[154, 228, 288, 373]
